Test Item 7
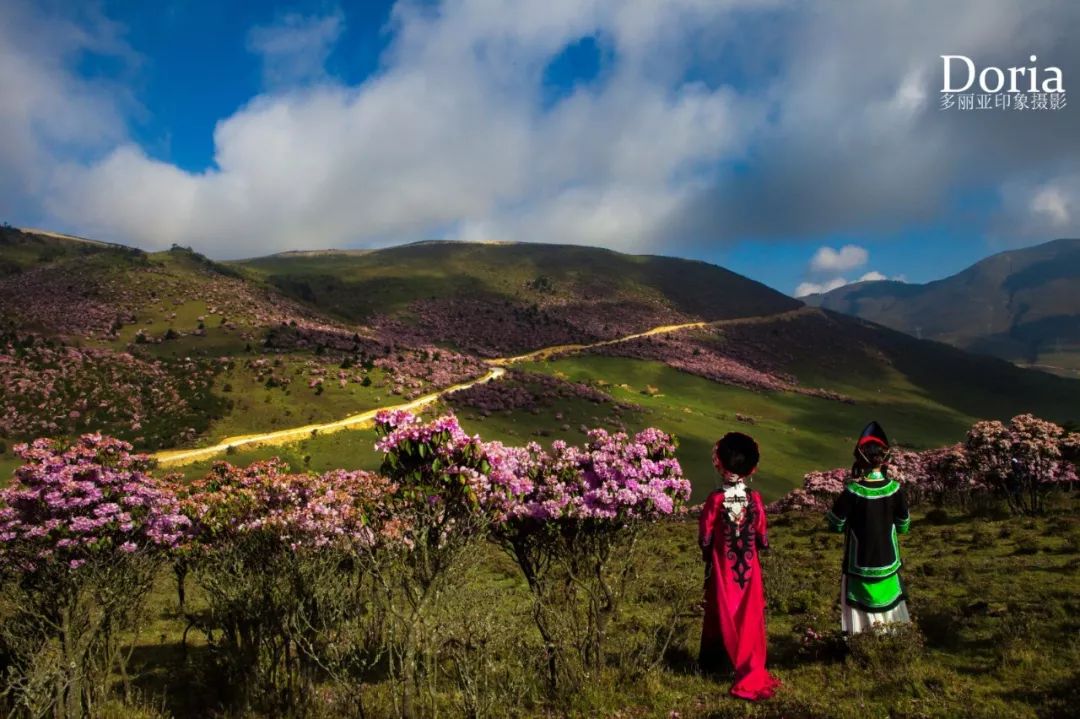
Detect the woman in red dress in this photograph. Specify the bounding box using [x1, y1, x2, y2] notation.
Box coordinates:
[699, 432, 780, 701]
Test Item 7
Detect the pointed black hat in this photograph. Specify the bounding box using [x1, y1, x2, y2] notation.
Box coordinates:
[853, 421, 891, 468]
[714, 432, 760, 476]
[856, 420, 890, 449]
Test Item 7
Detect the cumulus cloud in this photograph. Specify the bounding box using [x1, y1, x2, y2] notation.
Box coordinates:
[2, 0, 1079, 258]
[794, 278, 848, 297]
[0, 1, 133, 221]
[793, 244, 894, 296]
[37, 0, 766, 255]
[809, 244, 869, 273]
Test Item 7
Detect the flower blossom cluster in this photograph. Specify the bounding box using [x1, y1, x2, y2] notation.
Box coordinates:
[180, 458, 395, 551]
[768, 414, 1079, 513]
[374, 411, 690, 527]
[0, 435, 190, 573]
[487, 427, 690, 524]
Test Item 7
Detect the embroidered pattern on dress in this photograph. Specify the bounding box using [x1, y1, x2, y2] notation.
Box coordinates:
[725, 495, 757, 589]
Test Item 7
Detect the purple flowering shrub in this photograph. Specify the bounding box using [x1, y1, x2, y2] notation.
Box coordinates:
[768, 414, 1079, 515]
[180, 458, 393, 551]
[372, 410, 518, 716]
[0, 434, 189, 573]
[484, 424, 690, 694]
[369, 410, 690, 702]
[0, 435, 187, 717]
[175, 459, 397, 712]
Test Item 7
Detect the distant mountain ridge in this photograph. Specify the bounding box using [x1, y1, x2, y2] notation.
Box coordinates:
[803, 238, 1080, 376]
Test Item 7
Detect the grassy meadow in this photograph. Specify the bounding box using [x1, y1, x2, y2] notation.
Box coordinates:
[106, 497, 1080, 719]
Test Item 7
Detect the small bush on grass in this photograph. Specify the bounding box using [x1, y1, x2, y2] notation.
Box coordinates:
[846, 622, 925, 678]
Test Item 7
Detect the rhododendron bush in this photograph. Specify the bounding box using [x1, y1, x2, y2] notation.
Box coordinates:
[486, 424, 691, 695]
[0, 435, 187, 718]
[769, 414, 1078, 516]
[966, 414, 1076, 515]
[177, 459, 396, 714]
[0, 415, 689, 715]
[368, 410, 690, 707]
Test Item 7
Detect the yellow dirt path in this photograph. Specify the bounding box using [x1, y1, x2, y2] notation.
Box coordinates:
[152, 315, 769, 468]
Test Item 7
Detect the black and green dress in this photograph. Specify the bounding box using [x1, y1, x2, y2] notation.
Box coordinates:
[826, 471, 911, 633]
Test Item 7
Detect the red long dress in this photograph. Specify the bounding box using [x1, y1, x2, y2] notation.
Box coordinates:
[699, 487, 780, 701]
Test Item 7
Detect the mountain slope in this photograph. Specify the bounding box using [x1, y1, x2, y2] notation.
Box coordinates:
[3, 229, 1079, 500]
[804, 238, 1080, 375]
[235, 241, 802, 357]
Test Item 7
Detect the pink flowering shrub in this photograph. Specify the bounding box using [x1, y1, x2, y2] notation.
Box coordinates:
[484, 425, 689, 694]
[369, 410, 689, 702]
[767, 468, 849, 513]
[966, 414, 1072, 515]
[372, 410, 514, 715]
[0, 434, 189, 573]
[177, 459, 396, 712]
[769, 414, 1077, 516]
[181, 458, 393, 551]
[0, 435, 187, 716]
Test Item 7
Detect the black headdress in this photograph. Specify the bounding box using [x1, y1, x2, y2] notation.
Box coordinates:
[713, 432, 760, 477]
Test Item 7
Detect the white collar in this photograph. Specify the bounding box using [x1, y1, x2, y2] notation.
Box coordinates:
[722, 479, 748, 522]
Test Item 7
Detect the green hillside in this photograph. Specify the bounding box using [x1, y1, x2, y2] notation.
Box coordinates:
[236, 241, 801, 356]
[2, 230, 1080, 501]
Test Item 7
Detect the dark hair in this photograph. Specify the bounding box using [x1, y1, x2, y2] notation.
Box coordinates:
[852, 441, 889, 477]
[714, 432, 760, 476]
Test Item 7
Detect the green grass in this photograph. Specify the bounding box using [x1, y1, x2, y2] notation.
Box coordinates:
[516, 355, 979, 502]
[236, 241, 798, 324]
[159, 346, 1070, 504]
[113, 499, 1080, 718]
[198, 357, 391, 442]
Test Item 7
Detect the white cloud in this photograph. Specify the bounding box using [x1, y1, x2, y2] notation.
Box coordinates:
[995, 172, 1080, 242]
[1030, 185, 1071, 227]
[809, 244, 869, 273]
[247, 11, 345, 88]
[858, 270, 886, 282]
[0, 1, 132, 220]
[3, 0, 1079, 259]
[38, 0, 759, 256]
[794, 277, 848, 297]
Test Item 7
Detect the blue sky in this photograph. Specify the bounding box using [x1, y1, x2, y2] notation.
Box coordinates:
[1, 0, 1077, 296]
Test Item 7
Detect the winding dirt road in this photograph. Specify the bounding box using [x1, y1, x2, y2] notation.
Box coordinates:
[153, 319, 711, 468]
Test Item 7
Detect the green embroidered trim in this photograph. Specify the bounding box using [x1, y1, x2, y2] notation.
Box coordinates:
[846, 479, 899, 499]
[847, 528, 902, 577]
[895, 516, 911, 534]
[826, 510, 846, 532]
[846, 573, 903, 609]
